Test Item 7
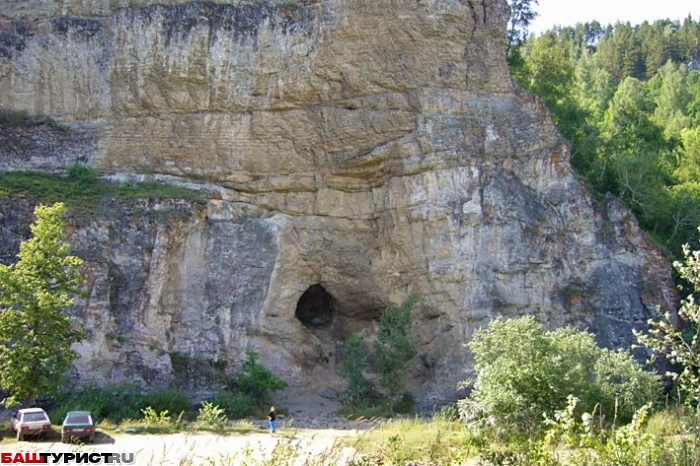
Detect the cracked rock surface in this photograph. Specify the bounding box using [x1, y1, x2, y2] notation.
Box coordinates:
[0, 0, 676, 404]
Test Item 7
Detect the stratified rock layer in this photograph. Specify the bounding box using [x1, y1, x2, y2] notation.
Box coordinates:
[0, 0, 676, 403]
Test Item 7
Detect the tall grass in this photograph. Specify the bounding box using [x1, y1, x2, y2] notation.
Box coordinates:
[347, 416, 480, 465]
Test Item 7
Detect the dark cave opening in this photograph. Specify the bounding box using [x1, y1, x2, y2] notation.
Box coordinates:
[295, 284, 335, 328]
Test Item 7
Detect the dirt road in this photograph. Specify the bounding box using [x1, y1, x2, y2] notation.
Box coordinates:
[0, 393, 365, 465]
[0, 427, 360, 465]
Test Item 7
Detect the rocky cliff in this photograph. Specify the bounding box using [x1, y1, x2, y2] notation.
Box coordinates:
[0, 0, 677, 405]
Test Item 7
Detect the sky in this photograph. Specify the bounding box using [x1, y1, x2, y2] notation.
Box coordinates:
[529, 0, 700, 35]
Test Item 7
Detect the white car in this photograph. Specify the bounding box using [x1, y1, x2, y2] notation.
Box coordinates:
[11, 408, 52, 441]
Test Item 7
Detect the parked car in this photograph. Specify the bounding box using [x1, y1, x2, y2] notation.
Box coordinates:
[11, 408, 52, 441]
[61, 411, 95, 444]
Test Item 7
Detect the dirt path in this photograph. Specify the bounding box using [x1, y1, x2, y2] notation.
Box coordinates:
[0, 428, 361, 465]
[0, 394, 364, 465]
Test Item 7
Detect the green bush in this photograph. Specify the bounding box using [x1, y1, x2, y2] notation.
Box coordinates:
[141, 406, 172, 427]
[52, 379, 144, 424]
[195, 401, 228, 430]
[227, 349, 287, 403]
[433, 403, 461, 422]
[462, 316, 661, 434]
[211, 391, 255, 420]
[636, 230, 700, 408]
[141, 388, 191, 419]
[594, 349, 662, 422]
[66, 164, 97, 186]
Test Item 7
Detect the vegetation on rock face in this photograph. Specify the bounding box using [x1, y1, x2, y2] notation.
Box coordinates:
[0, 202, 86, 407]
[509, 17, 700, 257]
[0, 165, 204, 214]
[0, 109, 63, 130]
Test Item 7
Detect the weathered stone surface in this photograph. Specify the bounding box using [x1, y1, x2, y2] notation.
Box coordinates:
[0, 0, 677, 405]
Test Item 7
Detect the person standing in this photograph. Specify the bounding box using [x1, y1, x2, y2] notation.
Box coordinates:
[267, 406, 276, 434]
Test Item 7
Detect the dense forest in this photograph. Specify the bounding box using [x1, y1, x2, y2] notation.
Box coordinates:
[510, 16, 700, 259]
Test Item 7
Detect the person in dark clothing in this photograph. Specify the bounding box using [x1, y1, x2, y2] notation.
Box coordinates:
[267, 406, 276, 434]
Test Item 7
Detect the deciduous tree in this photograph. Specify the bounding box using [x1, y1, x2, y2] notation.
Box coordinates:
[372, 296, 418, 407]
[0, 203, 86, 407]
[636, 229, 700, 408]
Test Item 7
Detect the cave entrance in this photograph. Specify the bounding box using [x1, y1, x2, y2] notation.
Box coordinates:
[295, 284, 335, 328]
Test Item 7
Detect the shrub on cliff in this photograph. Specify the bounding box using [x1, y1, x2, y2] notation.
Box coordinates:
[461, 315, 661, 435]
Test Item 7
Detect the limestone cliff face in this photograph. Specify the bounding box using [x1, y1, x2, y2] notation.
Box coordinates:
[0, 0, 677, 404]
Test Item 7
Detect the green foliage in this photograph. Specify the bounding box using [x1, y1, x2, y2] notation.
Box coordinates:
[51, 379, 145, 424]
[66, 164, 98, 187]
[516, 33, 575, 110]
[506, 0, 539, 56]
[211, 391, 255, 420]
[433, 403, 461, 423]
[636, 229, 700, 407]
[141, 388, 191, 419]
[227, 349, 287, 403]
[0, 170, 204, 214]
[348, 417, 477, 466]
[338, 332, 372, 405]
[52, 382, 197, 425]
[141, 406, 172, 427]
[207, 349, 288, 419]
[542, 398, 668, 466]
[593, 349, 663, 422]
[372, 296, 419, 406]
[463, 316, 660, 435]
[195, 401, 228, 430]
[52, 351, 286, 423]
[338, 297, 419, 413]
[644, 406, 688, 437]
[0, 203, 86, 407]
[514, 18, 700, 258]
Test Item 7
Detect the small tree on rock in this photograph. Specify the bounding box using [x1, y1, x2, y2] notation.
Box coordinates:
[0, 203, 86, 407]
